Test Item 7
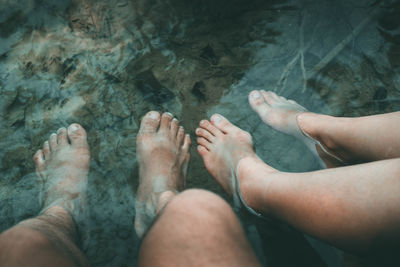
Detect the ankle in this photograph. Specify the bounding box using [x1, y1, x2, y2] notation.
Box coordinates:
[297, 112, 340, 151]
[237, 157, 277, 214]
[297, 112, 318, 137]
[19, 206, 79, 244]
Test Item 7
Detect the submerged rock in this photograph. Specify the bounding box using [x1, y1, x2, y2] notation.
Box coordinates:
[134, 69, 176, 105]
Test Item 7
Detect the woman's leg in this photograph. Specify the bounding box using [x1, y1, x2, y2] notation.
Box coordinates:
[248, 90, 400, 166]
[238, 157, 400, 254]
[298, 111, 400, 163]
[196, 114, 400, 254]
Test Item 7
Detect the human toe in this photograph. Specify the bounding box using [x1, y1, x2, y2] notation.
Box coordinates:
[170, 118, 179, 137]
[43, 141, 50, 159]
[195, 127, 215, 143]
[210, 114, 237, 134]
[139, 111, 161, 134]
[57, 127, 68, 146]
[67, 123, 88, 149]
[199, 119, 222, 137]
[261, 90, 278, 105]
[182, 134, 191, 153]
[249, 90, 266, 106]
[249, 90, 271, 118]
[160, 112, 173, 132]
[49, 133, 58, 151]
[177, 126, 185, 146]
[269, 91, 281, 100]
[197, 137, 212, 150]
[33, 150, 45, 170]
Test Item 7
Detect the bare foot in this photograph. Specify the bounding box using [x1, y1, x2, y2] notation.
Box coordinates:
[196, 114, 274, 213]
[248, 90, 345, 168]
[248, 90, 307, 136]
[33, 124, 90, 216]
[135, 111, 191, 238]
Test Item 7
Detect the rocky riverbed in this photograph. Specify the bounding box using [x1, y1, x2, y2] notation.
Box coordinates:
[1, 0, 399, 266]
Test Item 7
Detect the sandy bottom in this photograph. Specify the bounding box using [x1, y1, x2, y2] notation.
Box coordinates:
[0, 0, 400, 266]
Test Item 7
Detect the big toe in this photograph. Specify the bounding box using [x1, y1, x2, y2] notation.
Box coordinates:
[67, 123, 88, 149]
[210, 114, 239, 134]
[139, 111, 161, 135]
[249, 90, 271, 119]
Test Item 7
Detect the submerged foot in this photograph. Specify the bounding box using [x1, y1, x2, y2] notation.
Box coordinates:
[248, 90, 307, 136]
[135, 111, 191, 238]
[196, 114, 274, 212]
[248, 90, 345, 168]
[33, 124, 90, 216]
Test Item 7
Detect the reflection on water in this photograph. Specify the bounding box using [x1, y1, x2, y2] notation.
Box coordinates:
[0, 0, 399, 266]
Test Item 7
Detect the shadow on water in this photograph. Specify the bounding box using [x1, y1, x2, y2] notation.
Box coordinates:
[0, 0, 399, 266]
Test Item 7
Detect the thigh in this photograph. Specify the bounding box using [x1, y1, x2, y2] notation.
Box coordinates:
[138, 189, 261, 267]
[0, 226, 78, 267]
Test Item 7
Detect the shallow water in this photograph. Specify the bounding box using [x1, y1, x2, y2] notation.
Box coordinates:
[1, 0, 400, 266]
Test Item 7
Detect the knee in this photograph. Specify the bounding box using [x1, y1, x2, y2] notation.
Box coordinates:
[165, 189, 235, 221]
[0, 226, 51, 258]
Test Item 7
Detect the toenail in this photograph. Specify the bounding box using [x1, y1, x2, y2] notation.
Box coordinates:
[252, 91, 261, 99]
[57, 128, 65, 133]
[200, 120, 206, 126]
[164, 112, 173, 117]
[196, 128, 200, 134]
[213, 115, 222, 124]
[69, 124, 79, 132]
[173, 118, 179, 122]
[148, 112, 159, 119]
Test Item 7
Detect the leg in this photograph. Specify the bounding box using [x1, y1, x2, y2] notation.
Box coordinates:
[134, 111, 191, 236]
[238, 157, 400, 254]
[298, 111, 400, 163]
[0, 207, 87, 267]
[139, 190, 261, 267]
[248, 90, 400, 166]
[135, 112, 260, 266]
[0, 124, 90, 266]
[196, 115, 400, 254]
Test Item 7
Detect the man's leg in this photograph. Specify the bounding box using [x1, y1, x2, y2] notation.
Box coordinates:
[0, 124, 90, 267]
[196, 114, 400, 255]
[248, 90, 400, 166]
[135, 111, 260, 266]
[139, 190, 261, 267]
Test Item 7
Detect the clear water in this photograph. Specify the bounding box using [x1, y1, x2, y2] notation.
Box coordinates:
[0, 0, 399, 266]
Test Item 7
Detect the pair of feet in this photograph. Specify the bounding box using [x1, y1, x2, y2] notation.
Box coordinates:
[33, 90, 337, 238]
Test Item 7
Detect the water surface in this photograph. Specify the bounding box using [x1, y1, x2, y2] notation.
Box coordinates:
[1, 0, 399, 266]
